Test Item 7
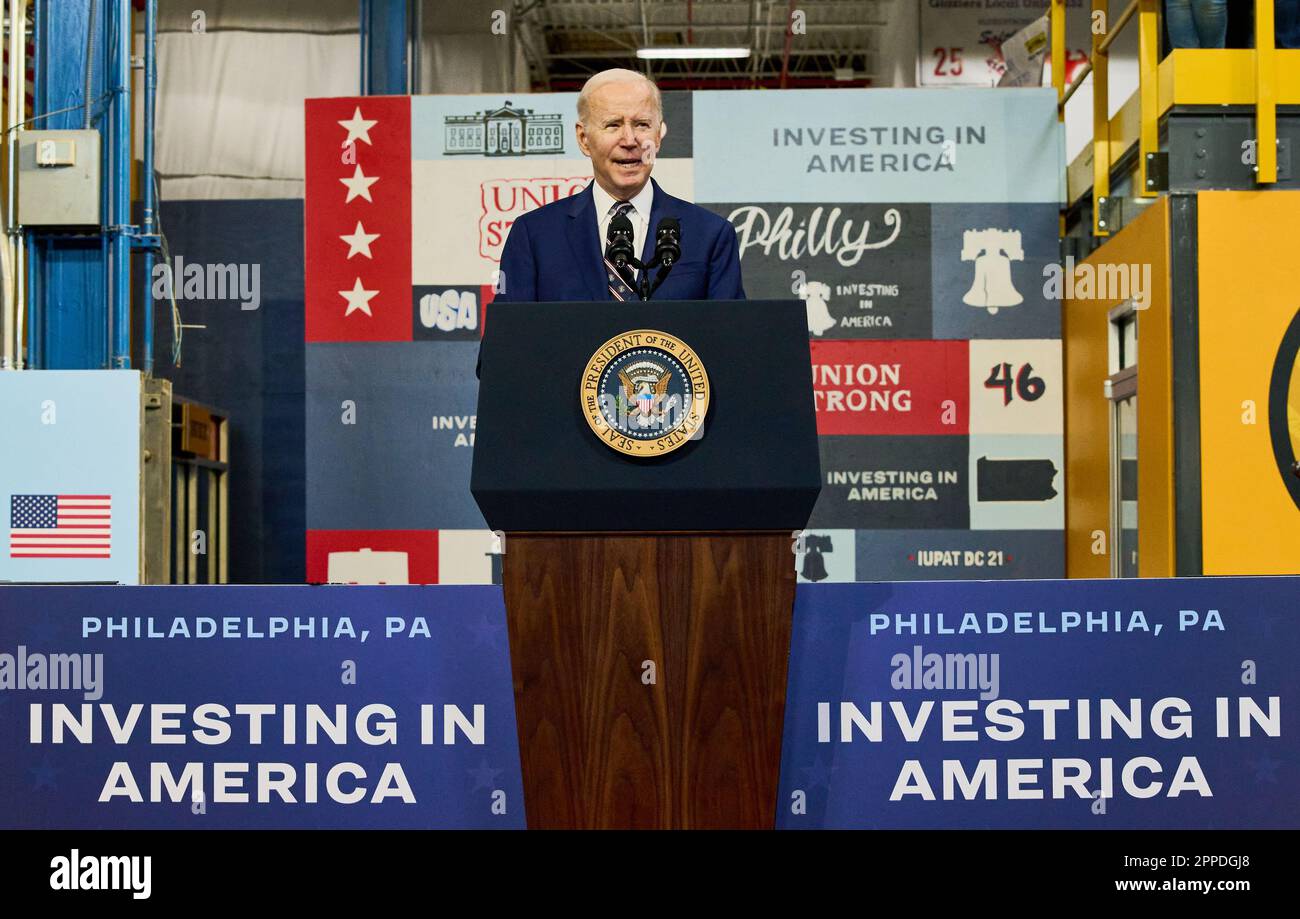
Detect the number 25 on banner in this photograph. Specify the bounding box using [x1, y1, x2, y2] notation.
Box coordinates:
[933, 47, 963, 78]
[985, 362, 1045, 406]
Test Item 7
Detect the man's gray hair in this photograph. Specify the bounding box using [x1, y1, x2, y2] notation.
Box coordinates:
[576, 68, 663, 126]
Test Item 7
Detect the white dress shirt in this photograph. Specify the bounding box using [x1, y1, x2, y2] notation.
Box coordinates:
[592, 179, 654, 279]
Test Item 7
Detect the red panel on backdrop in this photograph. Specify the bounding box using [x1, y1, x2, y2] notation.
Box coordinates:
[304, 97, 412, 342]
[306, 529, 438, 584]
[809, 339, 969, 436]
[479, 284, 495, 338]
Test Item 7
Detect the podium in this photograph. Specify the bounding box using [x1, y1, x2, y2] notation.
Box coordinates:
[472, 300, 820, 828]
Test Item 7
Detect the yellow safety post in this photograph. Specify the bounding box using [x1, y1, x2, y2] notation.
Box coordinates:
[1093, 1, 1111, 235]
[1138, 0, 1159, 197]
[1256, 0, 1278, 183]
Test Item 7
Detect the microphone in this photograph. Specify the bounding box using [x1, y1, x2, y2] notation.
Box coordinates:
[606, 212, 636, 270]
[653, 217, 681, 269]
[640, 217, 681, 300]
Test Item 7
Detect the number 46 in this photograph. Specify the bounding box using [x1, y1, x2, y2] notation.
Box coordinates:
[985, 362, 1045, 406]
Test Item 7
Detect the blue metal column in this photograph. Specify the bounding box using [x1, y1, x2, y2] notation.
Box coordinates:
[24, 235, 40, 368]
[24, 1, 43, 368]
[409, 0, 422, 94]
[106, 0, 131, 368]
[141, 0, 158, 374]
[30, 0, 108, 369]
[362, 0, 409, 95]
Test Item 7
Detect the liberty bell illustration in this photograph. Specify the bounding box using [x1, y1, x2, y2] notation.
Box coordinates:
[961, 228, 1024, 315]
[798, 280, 837, 337]
[799, 534, 834, 582]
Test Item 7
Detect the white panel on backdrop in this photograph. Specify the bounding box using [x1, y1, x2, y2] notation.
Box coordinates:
[968, 434, 1065, 530]
[967, 340, 1064, 436]
[411, 158, 694, 284]
[409, 92, 694, 284]
[327, 548, 410, 585]
[437, 530, 498, 584]
[692, 89, 1063, 204]
[0, 371, 142, 584]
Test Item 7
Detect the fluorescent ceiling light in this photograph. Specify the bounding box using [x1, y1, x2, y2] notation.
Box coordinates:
[636, 47, 751, 60]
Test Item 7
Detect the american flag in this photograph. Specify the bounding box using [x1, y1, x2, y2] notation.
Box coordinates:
[9, 494, 112, 558]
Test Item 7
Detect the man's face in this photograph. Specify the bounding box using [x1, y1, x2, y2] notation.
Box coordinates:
[576, 81, 664, 199]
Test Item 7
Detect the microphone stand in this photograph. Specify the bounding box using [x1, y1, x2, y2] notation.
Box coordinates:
[606, 219, 680, 301]
[608, 254, 670, 302]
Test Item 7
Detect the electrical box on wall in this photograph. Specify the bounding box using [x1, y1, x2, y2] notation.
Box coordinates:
[17, 129, 101, 227]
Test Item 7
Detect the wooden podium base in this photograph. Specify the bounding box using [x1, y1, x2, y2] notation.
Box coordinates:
[501, 532, 796, 829]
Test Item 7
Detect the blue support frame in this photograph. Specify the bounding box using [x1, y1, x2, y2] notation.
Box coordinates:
[30, 0, 108, 369]
[24, 1, 41, 369]
[361, 0, 410, 95]
[106, 0, 131, 369]
[28, 0, 158, 370]
[141, 0, 158, 374]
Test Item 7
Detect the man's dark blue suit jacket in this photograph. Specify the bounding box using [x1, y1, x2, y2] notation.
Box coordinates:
[491, 177, 746, 303]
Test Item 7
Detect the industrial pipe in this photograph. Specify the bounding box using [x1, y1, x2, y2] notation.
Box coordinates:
[142, 0, 156, 373]
[1, 0, 23, 369]
[108, 0, 129, 368]
[12, 0, 27, 368]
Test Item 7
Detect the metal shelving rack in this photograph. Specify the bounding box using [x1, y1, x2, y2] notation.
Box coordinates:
[170, 395, 230, 584]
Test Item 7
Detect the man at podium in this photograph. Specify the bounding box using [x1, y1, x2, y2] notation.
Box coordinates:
[493, 68, 746, 303]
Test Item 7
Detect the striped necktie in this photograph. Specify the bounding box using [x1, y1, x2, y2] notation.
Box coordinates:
[604, 200, 638, 302]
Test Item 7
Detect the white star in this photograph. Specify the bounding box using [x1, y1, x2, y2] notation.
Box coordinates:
[340, 221, 380, 259]
[338, 106, 378, 147]
[339, 278, 378, 317]
[340, 165, 379, 203]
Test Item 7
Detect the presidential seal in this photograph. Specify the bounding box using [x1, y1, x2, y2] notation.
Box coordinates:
[581, 329, 710, 457]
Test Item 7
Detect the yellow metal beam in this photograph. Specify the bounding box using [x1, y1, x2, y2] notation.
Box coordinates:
[1257, 0, 1278, 183]
[1068, 37, 1300, 208]
[1067, 90, 1141, 207]
[1158, 49, 1300, 107]
[1093, 0, 1111, 235]
[1137, 0, 1159, 197]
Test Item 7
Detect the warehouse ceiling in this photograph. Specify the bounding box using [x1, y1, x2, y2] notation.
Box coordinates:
[512, 0, 898, 90]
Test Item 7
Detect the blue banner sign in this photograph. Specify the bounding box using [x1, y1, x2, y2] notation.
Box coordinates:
[0, 585, 524, 829]
[2, 577, 1296, 829]
[777, 578, 1298, 828]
